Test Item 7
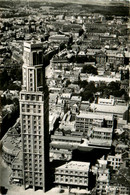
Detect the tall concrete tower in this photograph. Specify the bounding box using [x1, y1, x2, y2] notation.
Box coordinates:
[20, 41, 49, 191]
[0, 91, 2, 140]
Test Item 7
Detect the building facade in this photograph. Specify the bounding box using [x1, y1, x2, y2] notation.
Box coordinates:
[75, 113, 113, 137]
[20, 41, 49, 191]
[10, 151, 23, 185]
[54, 161, 90, 190]
[107, 154, 122, 170]
[0, 90, 2, 139]
[96, 160, 110, 195]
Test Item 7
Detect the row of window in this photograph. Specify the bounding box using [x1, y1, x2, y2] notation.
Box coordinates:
[12, 171, 22, 177]
[108, 158, 121, 162]
[22, 115, 41, 121]
[23, 135, 42, 141]
[22, 107, 42, 113]
[55, 169, 88, 176]
[92, 136, 111, 140]
[22, 127, 42, 133]
[76, 118, 93, 122]
[24, 162, 42, 168]
[21, 94, 43, 101]
[51, 139, 80, 143]
[93, 132, 111, 135]
[55, 176, 88, 184]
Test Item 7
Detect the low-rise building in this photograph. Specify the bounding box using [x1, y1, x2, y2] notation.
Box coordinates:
[51, 135, 82, 145]
[88, 127, 113, 148]
[90, 103, 129, 120]
[107, 154, 122, 170]
[10, 151, 23, 185]
[54, 161, 90, 190]
[96, 159, 110, 195]
[49, 34, 69, 43]
[115, 143, 129, 154]
[75, 112, 113, 137]
[95, 51, 106, 64]
[98, 98, 114, 106]
[80, 101, 90, 113]
[90, 127, 113, 140]
[2, 130, 21, 165]
[109, 185, 130, 195]
[87, 75, 120, 84]
[50, 148, 72, 162]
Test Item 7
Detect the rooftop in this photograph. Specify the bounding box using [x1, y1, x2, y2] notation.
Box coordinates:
[98, 159, 107, 165]
[61, 93, 72, 99]
[87, 75, 120, 83]
[76, 112, 113, 120]
[56, 161, 90, 171]
[71, 96, 82, 101]
[24, 41, 43, 49]
[91, 103, 128, 115]
[107, 154, 122, 159]
[2, 135, 21, 156]
[89, 138, 112, 147]
[97, 175, 109, 182]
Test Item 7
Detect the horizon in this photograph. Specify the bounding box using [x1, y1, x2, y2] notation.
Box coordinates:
[0, 0, 129, 3]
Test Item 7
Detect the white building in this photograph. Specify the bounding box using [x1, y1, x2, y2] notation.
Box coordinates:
[98, 98, 114, 106]
[91, 103, 128, 119]
[75, 112, 113, 137]
[96, 159, 110, 195]
[107, 154, 122, 170]
[55, 161, 90, 190]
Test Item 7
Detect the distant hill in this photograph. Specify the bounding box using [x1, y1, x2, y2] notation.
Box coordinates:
[0, 0, 129, 16]
[0, 0, 129, 6]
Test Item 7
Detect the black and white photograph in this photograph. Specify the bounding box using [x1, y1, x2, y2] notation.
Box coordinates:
[0, 0, 129, 194]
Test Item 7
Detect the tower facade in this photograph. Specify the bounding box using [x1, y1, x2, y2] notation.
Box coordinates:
[20, 41, 49, 191]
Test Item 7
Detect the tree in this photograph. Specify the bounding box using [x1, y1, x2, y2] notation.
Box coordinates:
[81, 65, 97, 75]
[97, 82, 107, 95]
[79, 80, 88, 88]
[66, 80, 71, 87]
[80, 82, 96, 102]
[0, 70, 10, 90]
[108, 82, 120, 91]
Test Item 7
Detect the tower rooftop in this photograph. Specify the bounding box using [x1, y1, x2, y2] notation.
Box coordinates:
[24, 41, 43, 50]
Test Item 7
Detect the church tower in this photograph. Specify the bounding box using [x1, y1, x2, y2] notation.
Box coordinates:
[20, 41, 49, 191]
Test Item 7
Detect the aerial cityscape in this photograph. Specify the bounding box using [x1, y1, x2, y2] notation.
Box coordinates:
[0, 0, 129, 195]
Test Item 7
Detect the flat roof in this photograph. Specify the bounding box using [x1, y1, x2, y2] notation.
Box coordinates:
[24, 41, 43, 49]
[98, 175, 109, 182]
[89, 138, 112, 146]
[2, 135, 21, 155]
[91, 103, 128, 115]
[76, 112, 113, 120]
[98, 98, 114, 103]
[107, 154, 121, 158]
[51, 135, 82, 141]
[61, 93, 71, 99]
[98, 159, 107, 165]
[56, 161, 90, 171]
[87, 75, 120, 83]
[71, 96, 82, 101]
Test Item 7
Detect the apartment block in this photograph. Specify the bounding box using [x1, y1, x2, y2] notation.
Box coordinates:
[75, 112, 113, 137]
[55, 161, 90, 190]
[107, 154, 122, 170]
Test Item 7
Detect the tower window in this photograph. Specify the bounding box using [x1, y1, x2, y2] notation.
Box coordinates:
[39, 52, 43, 64]
[33, 52, 37, 65]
